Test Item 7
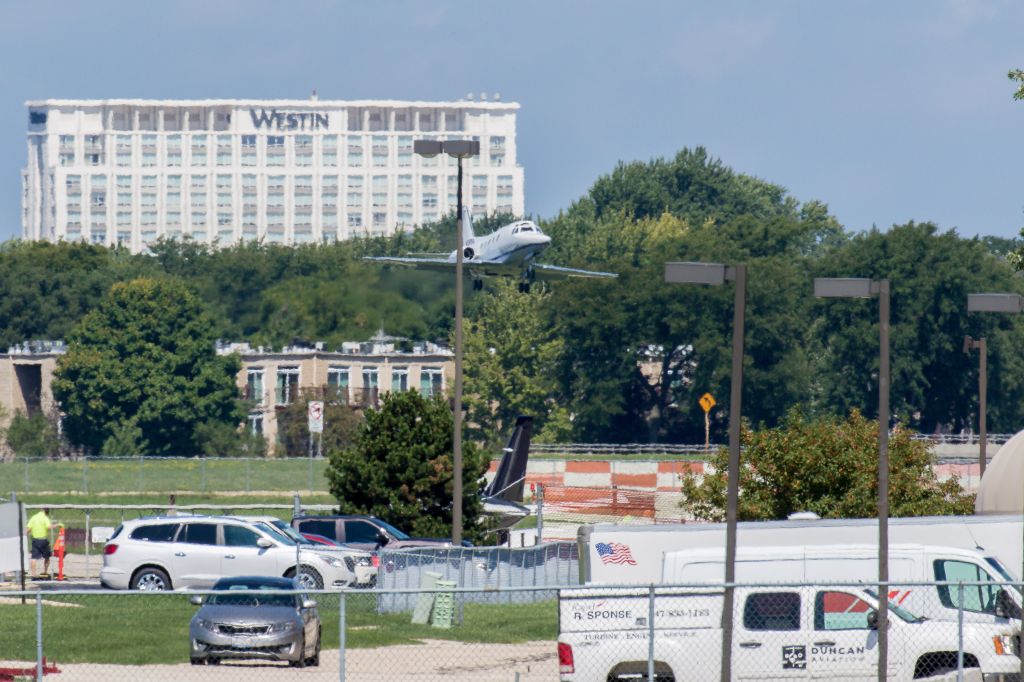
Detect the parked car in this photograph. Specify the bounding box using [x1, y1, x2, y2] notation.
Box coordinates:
[232, 515, 377, 587]
[189, 575, 320, 667]
[292, 514, 470, 551]
[100, 515, 363, 591]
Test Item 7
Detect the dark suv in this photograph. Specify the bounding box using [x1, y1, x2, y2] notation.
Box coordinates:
[292, 515, 466, 551]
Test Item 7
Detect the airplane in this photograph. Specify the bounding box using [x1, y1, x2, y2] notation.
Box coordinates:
[480, 415, 534, 537]
[363, 208, 617, 292]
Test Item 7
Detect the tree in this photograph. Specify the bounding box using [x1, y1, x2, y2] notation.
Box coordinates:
[5, 410, 61, 458]
[52, 278, 245, 455]
[1010, 69, 1024, 101]
[324, 390, 489, 543]
[679, 410, 975, 522]
[463, 279, 571, 446]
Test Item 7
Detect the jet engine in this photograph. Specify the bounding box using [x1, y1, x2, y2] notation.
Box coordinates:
[463, 246, 476, 260]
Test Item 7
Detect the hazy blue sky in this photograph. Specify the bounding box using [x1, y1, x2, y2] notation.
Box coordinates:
[2, 0, 1023, 241]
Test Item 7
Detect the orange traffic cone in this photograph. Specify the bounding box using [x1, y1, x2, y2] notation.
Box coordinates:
[53, 526, 66, 581]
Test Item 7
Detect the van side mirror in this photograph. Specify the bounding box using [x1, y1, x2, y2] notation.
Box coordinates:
[301, 599, 317, 610]
[866, 610, 878, 630]
[257, 537, 273, 548]
[189, 595, 203, 606]
[995, 589, 1021, 619]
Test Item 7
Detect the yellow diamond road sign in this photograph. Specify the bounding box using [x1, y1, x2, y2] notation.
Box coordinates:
[699, 393, 716, 413]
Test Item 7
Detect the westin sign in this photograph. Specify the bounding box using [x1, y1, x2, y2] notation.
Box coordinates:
[249, 109, 329, 131]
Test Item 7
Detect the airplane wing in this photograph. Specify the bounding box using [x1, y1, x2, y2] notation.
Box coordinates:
[362, 256, 454, 273]
[532, 263, 619, 281]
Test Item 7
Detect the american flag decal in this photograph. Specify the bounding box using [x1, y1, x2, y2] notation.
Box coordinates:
[596, 542, 636, 565]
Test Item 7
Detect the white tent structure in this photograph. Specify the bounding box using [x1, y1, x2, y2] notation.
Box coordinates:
[975, 428, 1024, 513]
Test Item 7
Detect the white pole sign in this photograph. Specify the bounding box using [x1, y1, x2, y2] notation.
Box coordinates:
[308, 401, 324, 434]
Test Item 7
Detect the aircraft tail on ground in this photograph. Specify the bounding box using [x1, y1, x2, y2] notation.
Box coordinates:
[482, 416, 533, 503]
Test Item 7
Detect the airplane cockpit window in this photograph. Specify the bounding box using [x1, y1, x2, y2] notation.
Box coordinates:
[519, 225, 533, 232]
[512, 226, 519, 234]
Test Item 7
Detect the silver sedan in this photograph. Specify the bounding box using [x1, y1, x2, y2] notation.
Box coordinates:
[189, 575, 320, 667]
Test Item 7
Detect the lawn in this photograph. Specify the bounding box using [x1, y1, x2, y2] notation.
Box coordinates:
[0, 592, 557, 665]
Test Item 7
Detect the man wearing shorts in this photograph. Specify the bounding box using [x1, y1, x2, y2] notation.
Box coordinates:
[26, 507, 53, 578]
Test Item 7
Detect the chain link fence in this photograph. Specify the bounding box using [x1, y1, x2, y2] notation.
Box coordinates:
[1, 581, 1020, 681]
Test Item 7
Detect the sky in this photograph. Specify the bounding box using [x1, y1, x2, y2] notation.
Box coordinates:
[1, 0, 1023, 242]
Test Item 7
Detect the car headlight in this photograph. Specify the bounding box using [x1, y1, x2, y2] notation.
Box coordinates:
[267, 621, 297, 633]
[194, 618, 217, 631]
[993, 634, 1014, 655]
[317, 554, 344, 567]
[356, 556, 372, 567]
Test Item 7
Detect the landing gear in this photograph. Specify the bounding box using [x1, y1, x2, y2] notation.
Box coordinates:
[472, 279, 483, 291]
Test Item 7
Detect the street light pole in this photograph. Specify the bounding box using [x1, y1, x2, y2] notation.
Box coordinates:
[414, 139, 479, 546]
[665, 261, 745, 682]
[814, 277, 890, 682]
[963, 335, 987, 477]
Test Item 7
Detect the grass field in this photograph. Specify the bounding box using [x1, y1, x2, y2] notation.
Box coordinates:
[0, 457, 332, 496]
[0, 592, 557, 664]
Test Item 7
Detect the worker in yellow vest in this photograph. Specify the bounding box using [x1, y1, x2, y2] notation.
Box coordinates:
[25, 507, 54, 578]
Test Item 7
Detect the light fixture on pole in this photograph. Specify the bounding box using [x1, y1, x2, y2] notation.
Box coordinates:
[414, 138, 480, 545]
[665, 261, 746, 682]
[966, 291, 1024, 677]
[814, 277, 890, 682]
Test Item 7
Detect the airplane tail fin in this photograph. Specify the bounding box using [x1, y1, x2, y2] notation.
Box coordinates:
[461, 206, 475, 243]
[483, 416, 533, 502]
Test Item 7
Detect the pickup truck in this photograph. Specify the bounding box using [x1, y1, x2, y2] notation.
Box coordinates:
[558, 585, 1020, 681]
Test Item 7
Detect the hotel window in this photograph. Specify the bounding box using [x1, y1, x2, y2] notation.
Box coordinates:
[490, 136, 506, 166]
[397, 136, 412, 167]
[112, 111, 129, 130]
[347, 138, 364, 167]
[216, 174, 232, 209]
[420, 367, 444, 397]
[347, 214, 363, 228]
[190, 175, 207, 210]
[397, 175, 412, 209]
[115, 135, 131, 166]
[327, 366, 350, 403]
[418, 111, 435, 132]
[372, 212, 387, 228]
[141, 210, 157, 228]
[66, 174, 82, 196]
[247, 414, 263, 436]
[398, 211, 412, 226]
[321, 175, 338, 207]
[166, 175, 181, 210]
[115, 175, 131, 208]
[242, 174, 258, 218]
[446, 175, 459, 207]
[422, 175, 438, 208]
[295, 135, 313, 166]
[346, 176, 363, 211]
[422, 212, 437, 224]
[140, 175, 157, 208]
[216, 135, 233, 166]
[140, 134, 157, 167]
[166, 135, 182, 167]
[321, 136, 338, 166]
[444, 112, 459, 131]
[191, 210, 207, 227]
[90, 174, 107, 211]
[90, 229, 107, 245]
[391, 367, 408, 392]
[67, 209, 82, 231]
[84, 134, 104, 166]
[267, 135, 285, 166]
[116, 230, 131, 247]
[368, 111, 385, 131]
[117, 210, 132, 227]
[167, 211, 181, 229]
[241, 135, 257, 167]
[371, 135, 388, 167]
[275, 366, 300, 405]
[190, 135, 207, 166]
[59, 134, 75, 148]
[191, 225, 207, 242]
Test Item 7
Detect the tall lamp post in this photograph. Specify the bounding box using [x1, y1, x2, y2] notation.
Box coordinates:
[814, 277, 890, 682]
[665, 261, 746, 682]
[966, 292, 1024, 653]
[414, 138, 479, 545]
[962, 335, 987, 477]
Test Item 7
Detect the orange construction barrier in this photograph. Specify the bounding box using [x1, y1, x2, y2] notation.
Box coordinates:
[52, 525, 66, 581]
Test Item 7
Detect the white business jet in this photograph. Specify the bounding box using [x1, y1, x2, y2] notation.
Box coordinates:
[363, 208, 617, 291]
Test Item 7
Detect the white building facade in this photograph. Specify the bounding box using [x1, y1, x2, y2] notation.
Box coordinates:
[22, 98, 524, 252]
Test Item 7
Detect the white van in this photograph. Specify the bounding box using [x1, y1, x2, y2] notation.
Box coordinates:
[559, 584, 1019, 681]
[662, 544, 1022, 628]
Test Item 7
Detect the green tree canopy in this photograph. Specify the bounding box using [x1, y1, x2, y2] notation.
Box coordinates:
[680, 410, 975, 522]
[52, 278, 245, 455]
[325, 390, 489, 543]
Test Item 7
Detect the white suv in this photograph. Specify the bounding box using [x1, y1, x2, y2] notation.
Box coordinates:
[100, 515, 362, 591]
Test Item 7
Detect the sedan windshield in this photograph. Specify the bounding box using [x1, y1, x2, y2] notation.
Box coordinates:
[207, 591, 296, 608]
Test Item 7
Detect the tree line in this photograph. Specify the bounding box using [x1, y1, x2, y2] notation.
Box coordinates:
[3, 146, 1024, 457]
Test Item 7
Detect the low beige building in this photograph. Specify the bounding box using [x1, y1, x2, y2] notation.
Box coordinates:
[0, 336, 453, 453]
[227, 336, 453, 444]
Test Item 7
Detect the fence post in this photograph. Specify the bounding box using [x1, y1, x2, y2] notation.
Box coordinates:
[956, 581, 964, 682]
[339, 591, 346, 682]
[137, 456, 144, 492]
[24, 458, 29, 492]
[85, 510, 91, 578]
[82, 458, 88, 495]
[308, 457, 313, 493]
[35, 591, 42, 682]
[648, 585, 655, 682]
[245, 458, 251, 493]
[201, 457, 207, 492]
[536, 483, 544, 543]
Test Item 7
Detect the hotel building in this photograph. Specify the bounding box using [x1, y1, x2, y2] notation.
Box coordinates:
[22, 97, 524, 252]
